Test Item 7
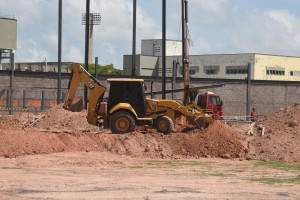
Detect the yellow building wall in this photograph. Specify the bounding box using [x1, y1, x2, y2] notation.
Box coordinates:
[254, 54, 300, 81]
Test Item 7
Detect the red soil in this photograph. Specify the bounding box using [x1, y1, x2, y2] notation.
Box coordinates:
[0, 105, 245, 159]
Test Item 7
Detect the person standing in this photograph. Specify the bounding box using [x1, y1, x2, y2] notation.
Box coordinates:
[250, 108, 258, 121]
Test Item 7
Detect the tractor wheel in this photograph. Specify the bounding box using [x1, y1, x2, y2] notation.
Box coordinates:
[156, 115, 174, 134]
[110, 111, 136, 134]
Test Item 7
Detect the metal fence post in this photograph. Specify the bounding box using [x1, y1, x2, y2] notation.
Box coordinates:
[95, 57, 98, 80]
[62, 92, 66, 103]
[41, 91, 45, 111]
[23, 90, 27, 109]
[246, 63, 251, 121]
[172, 60, 177, 100]
[6, 90, 10, 108]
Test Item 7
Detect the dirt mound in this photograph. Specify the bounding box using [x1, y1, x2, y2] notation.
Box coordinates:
[31, 104, 98, 132]
[169, 120, 245, 158]
[0, 105, 245, 159]
[247, 103, 300, 162]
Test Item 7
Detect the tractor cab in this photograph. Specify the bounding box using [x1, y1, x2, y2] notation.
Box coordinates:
[107, 79, 146, 118]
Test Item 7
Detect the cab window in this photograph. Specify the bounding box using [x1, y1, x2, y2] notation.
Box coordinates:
[209, 96, 220, 105]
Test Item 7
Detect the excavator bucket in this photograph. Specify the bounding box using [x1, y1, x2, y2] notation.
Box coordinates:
[194, 114, 213, 128]
[68, 98, 84, 112]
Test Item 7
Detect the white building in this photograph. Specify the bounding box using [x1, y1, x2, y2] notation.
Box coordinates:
[123, 39, 300, 81]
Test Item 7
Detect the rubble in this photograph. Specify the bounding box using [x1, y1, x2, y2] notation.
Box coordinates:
[0, 105, 245, 159]
[0, 103, 299, 163]
[246, 103, 300, 162]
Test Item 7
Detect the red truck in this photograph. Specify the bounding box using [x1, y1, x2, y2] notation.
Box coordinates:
[197, 92, 223, 119]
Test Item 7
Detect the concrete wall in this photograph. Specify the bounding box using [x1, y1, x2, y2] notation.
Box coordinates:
[1, 72, 300, 120]
[124, 53, 256, 78]
[123, 55, 159, 76]
[145, 79, 300, 119]
[2, 62, 73, 72]
[0, 18, 17, 50]
[255, 54, 300, 81]
[141, 39, 182, 57]
[124, 53, 300, 81]
[164, 54, 255, 79]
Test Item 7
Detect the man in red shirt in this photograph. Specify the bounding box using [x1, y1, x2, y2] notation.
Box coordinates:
[251, 108, 258, 121]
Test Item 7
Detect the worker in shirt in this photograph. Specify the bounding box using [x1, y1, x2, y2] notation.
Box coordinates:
[250, 108, 258, 121]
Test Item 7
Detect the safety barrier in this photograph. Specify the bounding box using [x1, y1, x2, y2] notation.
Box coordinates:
[0, 107, 29, 112]
[0, 121, 29, 126]
[0, 106, 30, 126]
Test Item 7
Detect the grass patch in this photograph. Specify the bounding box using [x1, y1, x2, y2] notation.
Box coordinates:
[151, 164, 178, 168]
[250, 177, 300, 185]
[184, 161, 216, 166]
[128, 166, 144, 169]
[208, 173, 235, 177]
[254, 161, 300, 171]
[147, 160, 181, 163]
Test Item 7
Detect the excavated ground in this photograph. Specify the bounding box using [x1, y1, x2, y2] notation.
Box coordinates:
[0, 103, 299, 163]
[246, 103, 300, 162]
[0, 105, 245, 160]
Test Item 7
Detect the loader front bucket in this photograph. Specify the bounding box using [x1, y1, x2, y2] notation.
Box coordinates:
[194, 114, 213, 128]
[68, 98, 84, 112]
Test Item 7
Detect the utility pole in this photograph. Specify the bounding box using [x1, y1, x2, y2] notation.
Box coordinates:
[82, 13, 101, 63]
[246, 63, 251, 121]
[57, 0, 62, 105]
[9, 50, 14, 115]
[182, 0, 189, 106]
[95, 57, 99, 80]
[162, 0, 166, 99]
[84, 0, 90, 109]
[132, 0, 137, 78]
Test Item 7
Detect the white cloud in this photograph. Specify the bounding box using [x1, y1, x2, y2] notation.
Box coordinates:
[0, 0, 159, 69]
[16, 38, 48, 62]
[3, 1, 300, 69]
[224, 9, 300, 56]
[190, 0, 230, 27]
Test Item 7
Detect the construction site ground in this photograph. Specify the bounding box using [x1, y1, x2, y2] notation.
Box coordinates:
[0, 104, 299, 199]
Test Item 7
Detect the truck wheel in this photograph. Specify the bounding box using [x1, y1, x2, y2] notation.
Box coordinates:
[110, 111, 136, 134]
[156, 115, 174, 134]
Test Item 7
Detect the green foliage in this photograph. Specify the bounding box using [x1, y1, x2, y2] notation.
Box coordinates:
[208, 173, 235, 176]
[254, 161, 300, 171]
[249, 177, 300, 185]
[128, 166, 144, 169]
[81, 63, 122, 75]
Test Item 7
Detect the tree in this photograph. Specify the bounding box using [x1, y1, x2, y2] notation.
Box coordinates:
[66, 63, 123, 75]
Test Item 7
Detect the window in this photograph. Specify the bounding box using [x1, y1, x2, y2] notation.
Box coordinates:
[290, 70, 300, 77]
[226, 66, 248, 74]
[204, 65, 220, 75]
[179, 66, 200, 75]
[266, 67, 285, 76]
[209, 96, 220, 105]
[154, 46, 160, 53]
[206, 70, 217, 74]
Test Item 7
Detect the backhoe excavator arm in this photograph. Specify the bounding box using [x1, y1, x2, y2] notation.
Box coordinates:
[63, 63, 106, 125]
[146, 98, 212, 128]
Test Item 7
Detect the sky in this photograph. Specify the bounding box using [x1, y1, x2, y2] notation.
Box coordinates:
[1, 0, 300, 69]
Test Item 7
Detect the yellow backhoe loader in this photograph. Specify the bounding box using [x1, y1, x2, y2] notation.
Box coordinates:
[63, 63, 212, 134]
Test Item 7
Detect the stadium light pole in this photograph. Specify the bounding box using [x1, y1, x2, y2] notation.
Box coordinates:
[132, 0, 136, 78]
[162, 0, 166, 99]
[57, 0, 62, 105]
[84, 0, 90, 109]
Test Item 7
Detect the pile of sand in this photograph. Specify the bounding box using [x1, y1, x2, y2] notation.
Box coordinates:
[247, 103, 300, 162]
[0, 105, 245, 159]
[31, 105, 98, 131]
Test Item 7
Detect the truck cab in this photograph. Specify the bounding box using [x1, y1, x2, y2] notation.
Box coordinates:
[197, 92, 223, 119]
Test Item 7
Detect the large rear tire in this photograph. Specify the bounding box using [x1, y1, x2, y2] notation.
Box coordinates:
[110, 111, 136, 134]
[156, 115, 174, 134]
